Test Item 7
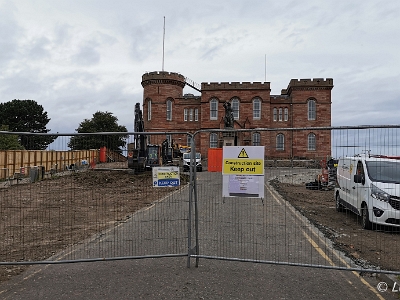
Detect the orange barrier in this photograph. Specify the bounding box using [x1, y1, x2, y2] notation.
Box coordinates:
[99, 146, 107, 163]
[207, 148, 222, 172]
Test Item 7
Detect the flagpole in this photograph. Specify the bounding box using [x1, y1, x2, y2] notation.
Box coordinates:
[264, 54, 267, 82]
[162, 16, 165, 71]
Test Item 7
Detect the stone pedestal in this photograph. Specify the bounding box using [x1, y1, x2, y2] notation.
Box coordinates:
[222, 136, 235, 147]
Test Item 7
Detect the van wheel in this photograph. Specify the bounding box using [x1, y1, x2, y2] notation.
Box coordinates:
[335, 193, 343, 212]
[361, 204, 372, 230]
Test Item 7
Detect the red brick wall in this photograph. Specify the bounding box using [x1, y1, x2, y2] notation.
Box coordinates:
[141, 73, 333, 160]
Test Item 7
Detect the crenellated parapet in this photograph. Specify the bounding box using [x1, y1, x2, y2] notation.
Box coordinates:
[281, 78, 333, 95]
[141, 71, 186, 88]
[201, 82, 270, 91]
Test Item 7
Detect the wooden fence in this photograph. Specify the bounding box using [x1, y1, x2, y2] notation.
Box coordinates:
[0, 149, 99, 180]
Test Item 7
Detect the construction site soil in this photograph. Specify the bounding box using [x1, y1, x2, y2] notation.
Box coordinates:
[1, 166, 399, 283]
[0, 165, 188, 283]
[270, 180, 400, 274]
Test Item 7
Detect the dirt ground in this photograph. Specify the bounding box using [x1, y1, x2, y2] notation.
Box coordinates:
[0, 164, 188, 282]
[270, 179, 400, 273]
[1, 166, 400, 283]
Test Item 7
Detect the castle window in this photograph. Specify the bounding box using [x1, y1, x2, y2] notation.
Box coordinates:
[147, 99, 151, 121]
[276, 134, 284, 150]
[184, 108, 188, 121]
[284, 108, 288, 121]
[210, 133, 218, 148]
[210, 98, 218, 120]
[253, 132, 261, 146]
[273, 108, 277, 121]
[253, 98, 261, 120]
[166, 99, 172, 121]
[308, 99, 316, 120]
[195, 109, 198, 121]
[308, 133, 316, 150]
[231, 98, 240, 120]
[278, 108, 282, 121]
[189, 109, 193, 121]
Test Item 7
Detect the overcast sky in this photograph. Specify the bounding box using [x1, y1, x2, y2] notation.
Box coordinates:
[1, 0, 399, 134]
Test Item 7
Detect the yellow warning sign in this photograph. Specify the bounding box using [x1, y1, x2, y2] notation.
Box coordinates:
[238, 148, 249, 158]
[223, 159, 264, 175]
[222, 146, 265, 175]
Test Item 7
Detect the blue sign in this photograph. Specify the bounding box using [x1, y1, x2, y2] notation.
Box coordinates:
[153, 166, 180, 187]
[157, 179, 179, 187]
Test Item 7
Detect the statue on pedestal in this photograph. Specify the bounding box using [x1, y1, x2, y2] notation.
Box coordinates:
[223, 102, 234, 129]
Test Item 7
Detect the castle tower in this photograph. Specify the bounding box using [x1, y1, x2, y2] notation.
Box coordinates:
[141, 71, 186, 144]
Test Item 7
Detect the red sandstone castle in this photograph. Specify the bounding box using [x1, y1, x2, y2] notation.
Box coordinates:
[141, 71, 333, 160]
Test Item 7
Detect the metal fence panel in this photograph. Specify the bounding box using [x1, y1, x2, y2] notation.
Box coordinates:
[0, 132, 191, 269]
[192, 126, 400, 275]
[2, 127, 400, 277]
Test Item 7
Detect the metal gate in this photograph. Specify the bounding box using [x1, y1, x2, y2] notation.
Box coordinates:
[1, 127, 400, 278]
[189, 126, 400, 276]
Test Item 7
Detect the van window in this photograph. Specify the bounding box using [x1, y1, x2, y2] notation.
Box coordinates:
[356, 161, 364, 176]
[183, 153, 200, 159]
[366, 161, 400, 183]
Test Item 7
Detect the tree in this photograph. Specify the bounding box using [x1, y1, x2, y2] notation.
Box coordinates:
[68, 111, 128, 152]
[0, 99, 57, 150]
[0, 125, 25, 150]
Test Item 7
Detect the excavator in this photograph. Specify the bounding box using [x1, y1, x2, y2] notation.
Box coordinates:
[128, 103, 176, 171]
[127, 103, 147, 172]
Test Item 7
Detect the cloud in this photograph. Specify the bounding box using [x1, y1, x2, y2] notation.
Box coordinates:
[0, 2, 22, 67]
[129, 27, 161, 61]
[54, 23, 73, 45]
[333, 74, 400, 126]
[0, 0, 400, 138]
[27, 37, 51, 60]
[71, 41, 101, 66]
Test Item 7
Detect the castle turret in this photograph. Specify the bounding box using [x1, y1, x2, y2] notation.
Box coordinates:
[142, 71, 185, 99]
[141, 71, 186, 144]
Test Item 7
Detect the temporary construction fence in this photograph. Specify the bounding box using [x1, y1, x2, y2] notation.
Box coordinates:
[0, 149, 99, 180]
[1, 126, 400, 278]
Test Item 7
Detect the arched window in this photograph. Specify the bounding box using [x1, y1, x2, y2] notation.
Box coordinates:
[184, 108, 188, 121]
[195, 109, 198, 121]
[166, 99, 172, 121]
[273, 108, 277, 121]
[284, 108, 288, 121]
[276, 134, 284, 151]
[210, 133, 218, 148]
[147, 99, 152, 121]
[308, 99, 316, 120]
[253, 98, 261, 120]
[231, 97, 240, 120]
[210, 98, 218, 120]
[308, 133, 316, 150]
[189, 109, 193, 121]
[278, 108, 282, 121]
[253, 132, 261, 146]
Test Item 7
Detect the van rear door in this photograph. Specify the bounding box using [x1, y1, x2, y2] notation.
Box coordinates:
[338, 158, 352, 204]
[352, 160, 368, 214]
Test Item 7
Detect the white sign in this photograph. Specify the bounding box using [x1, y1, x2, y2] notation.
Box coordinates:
[152, 166, 180, 187]
[222, 146, 264, 198]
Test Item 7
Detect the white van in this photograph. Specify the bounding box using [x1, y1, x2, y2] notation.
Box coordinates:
[335, 154, 400, 229]
[182, 152, 202, 172]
